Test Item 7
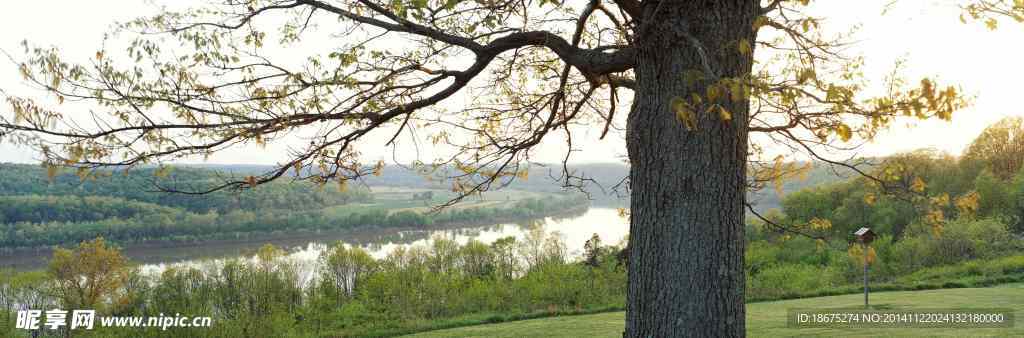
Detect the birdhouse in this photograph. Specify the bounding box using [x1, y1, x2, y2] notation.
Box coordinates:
[854, 227, 876, 244]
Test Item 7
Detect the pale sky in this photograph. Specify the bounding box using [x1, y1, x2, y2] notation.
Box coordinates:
[0, 0, 1022, 165]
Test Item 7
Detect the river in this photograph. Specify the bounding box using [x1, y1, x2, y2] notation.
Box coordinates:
[0, 207, 630, 272]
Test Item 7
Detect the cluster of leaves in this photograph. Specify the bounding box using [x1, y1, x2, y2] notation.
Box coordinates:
[964, 0, 1024, 29]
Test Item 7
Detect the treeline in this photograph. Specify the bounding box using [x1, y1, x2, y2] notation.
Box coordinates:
[0, 161, 591, 250]
[0, 164, 373, 213]
[0, 195, 180, 224]
[0, 194, 590, 250]
[1, 232, 627, 337]
[6, 225, 1024, 337]
[359, 162, 843, 211]
[351, 195, 589, 229]
[195, 162, 844, 210]
[759, 117, 1024, 240]
[743, 117, 1024, 299]
[774, 150, 1024, 240]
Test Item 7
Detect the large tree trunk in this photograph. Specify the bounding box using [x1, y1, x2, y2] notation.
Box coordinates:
[624, 1, 758, 337]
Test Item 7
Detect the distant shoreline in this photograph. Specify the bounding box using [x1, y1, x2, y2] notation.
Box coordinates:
[0, 204, 592, 271]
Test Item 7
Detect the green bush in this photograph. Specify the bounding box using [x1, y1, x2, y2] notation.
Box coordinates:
[748, 263, 840, 299]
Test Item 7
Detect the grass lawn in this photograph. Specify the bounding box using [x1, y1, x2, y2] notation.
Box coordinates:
[406, 283, 1024, 337]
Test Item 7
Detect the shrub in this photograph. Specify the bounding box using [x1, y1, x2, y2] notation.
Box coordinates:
[747, 263, 839, 299]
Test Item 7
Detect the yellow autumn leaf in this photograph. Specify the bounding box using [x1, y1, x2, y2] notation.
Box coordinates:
[690, 92, 703, 106]
[752, 16, 769, 30]
[373, 160, 384, 176]
[954, 191, 980, 216]
[863, 193, 876, 206]
[985, 18, 998, 30]
[835, 124, 852, 141]
[910, 177, 926, 192]
[737, 38, 751, 55]
[717, 105, 732, 122]
[516, 169, 529, 180]
[617, 208, 630, 218]
[706, 85, 721, 102]
[848, 245, 877, 266]
[730, 81, 743, 102]
[925, 208, 945, 235]
[809, 217, 832, 230]
[671, 96, 697, 131]
[798, 68, 816, 84]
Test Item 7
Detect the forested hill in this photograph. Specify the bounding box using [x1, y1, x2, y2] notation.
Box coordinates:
[188, 162, 853, 210]
[0, 163, 591, 250]
[189, 163, 634, 194]
[0, 164, 372, 213]
[0, 161, 853, 212]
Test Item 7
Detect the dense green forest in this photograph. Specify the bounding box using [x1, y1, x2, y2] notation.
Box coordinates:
[0, 164, 589, 250]
[0, 164, 374, 213]
[765, 127, 1024, 239]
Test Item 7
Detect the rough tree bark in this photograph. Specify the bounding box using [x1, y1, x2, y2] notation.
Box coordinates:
[625, 1, 758, 337]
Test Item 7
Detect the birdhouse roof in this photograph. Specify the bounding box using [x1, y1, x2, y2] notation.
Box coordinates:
[854, 227, 874, 236]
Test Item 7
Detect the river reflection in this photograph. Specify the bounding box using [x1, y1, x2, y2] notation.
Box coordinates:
[1, 208, 629, 273]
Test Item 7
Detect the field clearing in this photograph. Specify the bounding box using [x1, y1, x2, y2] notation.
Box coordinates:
[391, 200, 509, 214]
[321, 188, 555, 219]
[406, 284, 1024, 337]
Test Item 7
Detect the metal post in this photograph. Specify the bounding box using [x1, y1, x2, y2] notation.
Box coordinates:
[863, 242, 869, 309]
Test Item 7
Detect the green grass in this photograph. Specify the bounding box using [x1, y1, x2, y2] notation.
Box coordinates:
[406, 284, 1024, 337]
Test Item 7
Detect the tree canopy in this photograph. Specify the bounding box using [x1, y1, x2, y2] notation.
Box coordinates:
[0, 0, 965, 202]
[0, 0, 980, 336]
[963, 116, 1024, 180]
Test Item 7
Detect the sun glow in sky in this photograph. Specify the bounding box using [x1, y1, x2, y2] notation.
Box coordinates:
[0, 0, 1022, 165]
